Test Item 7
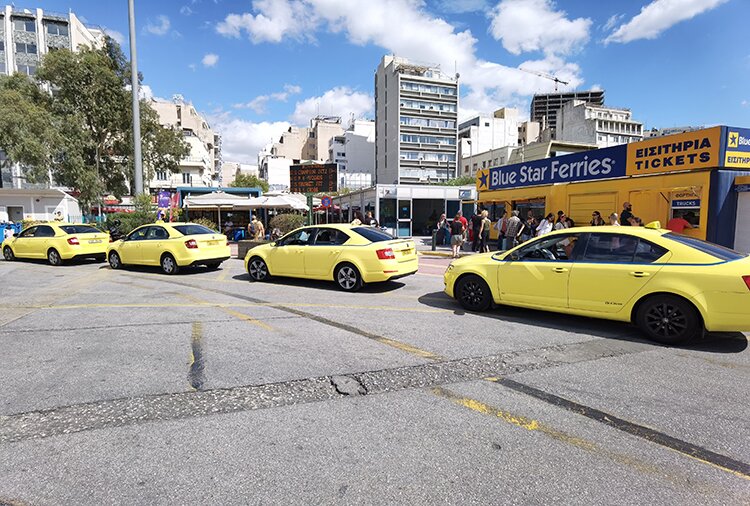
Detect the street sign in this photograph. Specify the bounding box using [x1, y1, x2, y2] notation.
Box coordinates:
[321, 196, 332, 208]
[290, 163, 338, 194]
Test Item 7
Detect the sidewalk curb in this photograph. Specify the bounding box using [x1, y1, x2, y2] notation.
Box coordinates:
[418, 251, 473, 258]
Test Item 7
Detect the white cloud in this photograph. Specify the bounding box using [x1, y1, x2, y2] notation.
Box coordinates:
[216, 0, 318, 43]
[742, 100, 749, 107]
[488, 0, 591, 56]
[234, 84, 303, 114]
[202, 53, 219, 67]
[605, 0, 728, 44]
[602, 13, 624, 32]
[145, 15, 171, 36]
[180, 5, 193, 16]
[103, 27, 125, 45]
[207, 112, 291, 164]
[188, 63, 197, 71]
[291, 87, 372, 126]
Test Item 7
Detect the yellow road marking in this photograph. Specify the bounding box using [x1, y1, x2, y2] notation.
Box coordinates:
[221, 307, 275, 331]
[215, 268, 230, 282]
[373, 337, 444, 361]
[189, 322, 202, 390]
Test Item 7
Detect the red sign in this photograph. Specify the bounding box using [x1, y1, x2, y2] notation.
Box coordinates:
[321, 196, 332, 208]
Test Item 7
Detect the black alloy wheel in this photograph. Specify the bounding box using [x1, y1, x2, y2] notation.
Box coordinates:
[455, 275, 492, 312]
[161, 254, 179, 275]
[247, 257, 269, 281]
[108, 251, 122, 270]
[3, 246, 14, 261]
[636, 294, 701, 345]
[47, 248, 62, 266]
[335, 263, 363, 292]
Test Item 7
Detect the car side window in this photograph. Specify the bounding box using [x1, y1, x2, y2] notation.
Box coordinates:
[633, 239, 669, 263]
[35, 225, 56, 238]
[513, 234, 583, 261]
[314, 229, 348, 246]
[582, 233, 641, 263]
[146, 227, 169, 240]
[18, 226, 38, 238]
[127, 227, 148, 241]
[279, 229, 313, 246]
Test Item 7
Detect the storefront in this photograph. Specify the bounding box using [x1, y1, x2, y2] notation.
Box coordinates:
[331, 184, 476, 237]
[475, 125, 750, 248]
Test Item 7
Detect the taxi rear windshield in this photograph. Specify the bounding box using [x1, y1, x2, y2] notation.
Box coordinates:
[60, 225, 100, 234]
[663, 233, 746, 261]
[173, 225, 216, 236]
[351, 227, 394, 243]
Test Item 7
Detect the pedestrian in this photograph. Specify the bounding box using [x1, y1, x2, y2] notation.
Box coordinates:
[536, 213, 555, 237]
[365, 211, 379, 227]
[53, 210, 64, 222]
[521, 211, 537, 242]
[350, 211, 364, 226]
[620, 202, 634, 226]
[450, 213, 465, 259]
[554, 211, 569, 231]
[609, 212, 621, 226]
[479, 210, 491, 253]
[3, 224, 14, 241]
[456, 210, 469, 250]
[251, 215, 265, 241]
[590, 211, 605, 226]
[436, 213, 448, 245]
[504, 210, 524, 250]
[667, 213, 694, 233]
[495, 210, 508, 251]
[470, 210, 484, 252]
[628, 216, 643, 226]
[566, 217, 575, 228]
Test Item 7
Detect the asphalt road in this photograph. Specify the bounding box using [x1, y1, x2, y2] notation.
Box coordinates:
[0, 254, 748, 505]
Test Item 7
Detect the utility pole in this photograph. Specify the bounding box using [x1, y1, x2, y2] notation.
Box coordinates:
[128, 0, 144, 195]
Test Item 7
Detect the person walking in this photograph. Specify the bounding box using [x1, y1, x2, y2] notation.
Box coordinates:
[554, 211, 569, 232]
[521, 211, 537, 242]
[252, 215, 265, 241]
[470, 210, 483, 252]
[365, 211, 379, 227]
[436, 213, 448, 245]
[478, 210, 491, 253]
[609, 213, 621, 226]
[456, 210, 469, 251]
[450, 214, 465, 259]
[620, 202, 634, 226]
[590, 211, 606, 226]
[536, 213, 555, 237]
[350, 211, 364, 226]
[494, 211, 508, 251]
[504, 210, 525, 250]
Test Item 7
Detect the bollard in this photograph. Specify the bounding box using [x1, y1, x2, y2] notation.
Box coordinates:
[431, 229, 437, 251]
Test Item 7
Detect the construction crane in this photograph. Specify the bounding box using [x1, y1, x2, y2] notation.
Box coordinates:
[518, 67, 569, 91]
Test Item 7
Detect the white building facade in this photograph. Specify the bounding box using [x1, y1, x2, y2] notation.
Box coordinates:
[375, 55, 458, 184]
[458, 108, 520, 176]
[556, 100, 644, 148]
[329, 119, 375, 190]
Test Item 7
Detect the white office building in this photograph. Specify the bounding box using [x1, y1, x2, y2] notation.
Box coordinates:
[329, 119, 375, 190]
[458, 107, 520, 176]
[375, 55, 458, 184]
[556, 100, 644, 148]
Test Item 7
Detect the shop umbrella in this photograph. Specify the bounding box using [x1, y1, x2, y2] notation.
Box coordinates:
[182, 191, 253, 229]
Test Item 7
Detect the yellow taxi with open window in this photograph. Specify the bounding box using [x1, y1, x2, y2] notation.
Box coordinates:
[2, 223, 109, 265]
[444, 222, 750, 345]
[244, 224, 417, 291]
[107, 222, 231, 274]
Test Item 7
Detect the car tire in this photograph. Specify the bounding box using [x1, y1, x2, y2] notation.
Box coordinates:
[635, 294, 701, 345]
[47, 248, 62, 266]
[108, 251, 122, 270]
[335, 263, 363, 292]
[206, 262, 221, 271]
[160, 253, 179, 275]
[455, 274, 492, 312]
[247, 257, 270, 282]
[3, 246, 14, 261]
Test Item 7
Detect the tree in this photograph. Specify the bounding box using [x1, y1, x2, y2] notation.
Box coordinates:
[230, 173, 269, 192]
[443, 175, 476, 186]
[0, 37, 188, 209]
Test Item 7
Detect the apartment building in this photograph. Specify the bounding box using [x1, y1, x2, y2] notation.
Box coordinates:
[458, 107, 519, 176]
[375, 55, 458, 184]
[556, 100, 643, 147]
[149, 95, 219, 190]
[328, 119, 375, 190]
[530, 90, 605, 139]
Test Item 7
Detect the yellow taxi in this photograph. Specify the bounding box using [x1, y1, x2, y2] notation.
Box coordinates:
[2, 222, 109, 265]
[107, 222, 231, 274]
[444, 223, 750, 345]
[244, 224, 417, 291]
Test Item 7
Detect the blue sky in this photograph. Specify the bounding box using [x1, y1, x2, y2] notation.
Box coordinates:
[19, 0, 750, 163]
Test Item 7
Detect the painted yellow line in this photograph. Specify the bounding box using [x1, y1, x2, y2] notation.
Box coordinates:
[221, 307, 275, 331]
[189, 322, 202, 390]
[374, 336, 444, 361]
[215, 268, 230, 282]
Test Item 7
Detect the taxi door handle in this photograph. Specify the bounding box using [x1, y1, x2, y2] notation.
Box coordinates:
[629, 271, 650, 278]
[552, 267, 568, 273]
[330, 250, 340, 255]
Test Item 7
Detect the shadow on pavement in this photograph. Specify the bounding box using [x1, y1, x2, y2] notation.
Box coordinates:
[98, 263, 217, 276]
[418, 291, 748, 354]
[231, 272, 407, 294]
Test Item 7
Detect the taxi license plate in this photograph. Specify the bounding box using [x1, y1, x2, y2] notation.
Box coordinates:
[401, 249, 413, 255]
[207, 240, 219, 246]
[88, 239, 102, 244]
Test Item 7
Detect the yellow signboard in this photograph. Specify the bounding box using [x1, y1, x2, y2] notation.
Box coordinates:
[476, 168, 490, 191]
[724, 128, 750, 168]
[626, 126, 721, 176]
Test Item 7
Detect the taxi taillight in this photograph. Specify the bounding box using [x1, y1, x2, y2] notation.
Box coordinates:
[376, 248, 395, 260]
[185, 239, 198, 249]
[67, 237, 79, 245]
[743, 276, 750, 291]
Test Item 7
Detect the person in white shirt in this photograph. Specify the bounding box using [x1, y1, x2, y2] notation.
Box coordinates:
[536, 213, 555, 237]
[3, 225, 15, 241]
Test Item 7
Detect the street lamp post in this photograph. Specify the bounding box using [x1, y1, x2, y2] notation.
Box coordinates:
[128, 0, 144, 195]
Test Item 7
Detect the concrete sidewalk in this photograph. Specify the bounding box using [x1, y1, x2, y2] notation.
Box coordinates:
[413, 235, 493, 258]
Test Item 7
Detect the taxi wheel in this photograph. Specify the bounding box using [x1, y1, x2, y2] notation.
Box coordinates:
[47, 248, 62, 266]
[635, 295, 701, 345]
[160, 254, 179, 275]
[335, 263, 362, 292]
[247, 257, 269, 282]
[455, 274, 492, 312]
[3, 246, 14, 261]
[108, 252, 122, 270]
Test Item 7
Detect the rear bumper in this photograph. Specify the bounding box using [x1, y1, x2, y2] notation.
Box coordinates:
[362, 258, 418, 282]
[696, 291, 750, 332]
[70, 253, 106, 261]
[188, 256, 230, 266]
[61, 246, 108, 260]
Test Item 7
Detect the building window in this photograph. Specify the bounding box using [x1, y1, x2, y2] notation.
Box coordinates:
[15, 42, 38, 54]
[17, 65, 36, 76]
[484, 122, 489, 127]
[482, 161, 487, 169]
[14, 19, 36, 32]
[182, 173, 192, 184]
[156, 170, 168, 181]
[0, 41, 4, 51]
[46, 22, 69, 36]
[0, 62, 5, 75]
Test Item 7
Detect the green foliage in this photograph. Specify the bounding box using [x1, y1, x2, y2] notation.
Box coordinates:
[443, 175, 476, 186]
[270, 213, 305, 234]
[190, 217, 219, 232]
[0, 37, 188, 209]
[105, 194, 157, 234]
[21, 219, 42, 230]
[230, 173, 269, 192]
